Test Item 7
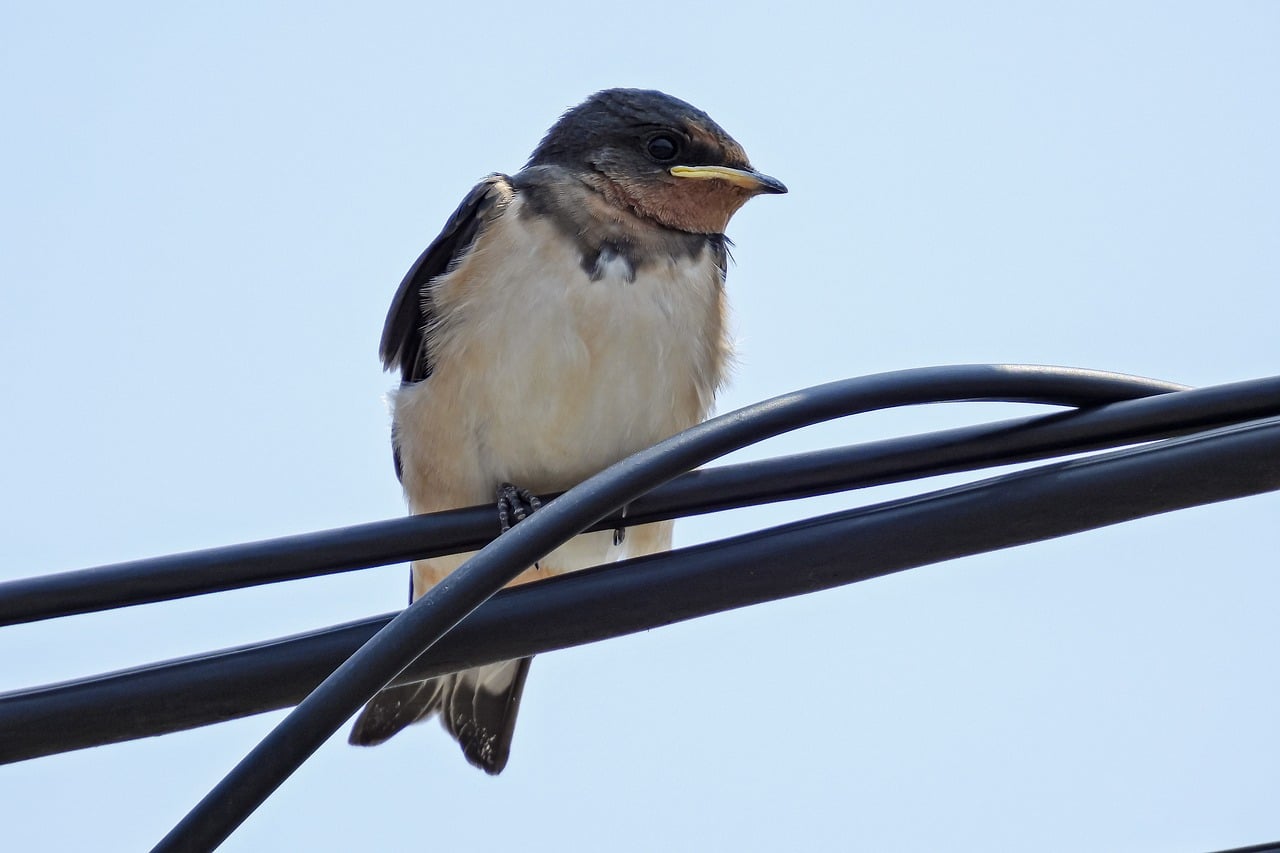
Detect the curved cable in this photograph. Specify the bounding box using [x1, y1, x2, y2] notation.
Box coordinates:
[151, 364, 1198, 851]
[20, 366, 1273, 626]
[2, 414, 1278, 766]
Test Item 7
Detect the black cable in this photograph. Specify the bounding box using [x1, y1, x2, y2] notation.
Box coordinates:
[4, 415, 1279, 767]
[39, 369, 1280, 627]
[146, 365, 1253, 852]
[1204, 842, 1280, 853]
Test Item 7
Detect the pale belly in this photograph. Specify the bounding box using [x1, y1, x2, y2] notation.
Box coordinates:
[392, 199, 729, 589]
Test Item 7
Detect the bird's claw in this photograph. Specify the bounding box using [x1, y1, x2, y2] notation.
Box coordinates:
[496, 482, 542, 533]
[612, 502, 628, 547]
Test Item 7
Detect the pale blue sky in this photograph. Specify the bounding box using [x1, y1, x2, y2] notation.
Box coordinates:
[2, 3, 1278, 851]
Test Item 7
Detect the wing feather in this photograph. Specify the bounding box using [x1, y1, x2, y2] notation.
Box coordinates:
[379, 174, 513, 384]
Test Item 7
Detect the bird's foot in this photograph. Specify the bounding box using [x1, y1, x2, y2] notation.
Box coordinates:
[612, 502, 628, 547]
[496, 483, 542, 534]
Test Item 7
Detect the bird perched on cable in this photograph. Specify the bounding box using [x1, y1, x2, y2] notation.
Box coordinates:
[348, 88, 786, 774]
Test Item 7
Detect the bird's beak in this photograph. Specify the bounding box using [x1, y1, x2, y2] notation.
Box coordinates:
[669, 165, 788, 195]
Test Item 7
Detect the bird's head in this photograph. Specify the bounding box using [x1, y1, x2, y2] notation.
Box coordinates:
[527, 88, 786, 235]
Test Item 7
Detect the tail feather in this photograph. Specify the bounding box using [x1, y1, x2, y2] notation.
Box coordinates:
[347, 678, 442, 747]
[349, 657, 534, 775]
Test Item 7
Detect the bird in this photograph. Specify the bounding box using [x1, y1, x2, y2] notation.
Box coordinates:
[348, 88, 786, 774]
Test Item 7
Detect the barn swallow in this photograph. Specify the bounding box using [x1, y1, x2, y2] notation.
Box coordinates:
[348, 88, 785, 774]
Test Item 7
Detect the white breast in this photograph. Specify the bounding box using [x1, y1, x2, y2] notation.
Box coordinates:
[393, 193, 730, 539]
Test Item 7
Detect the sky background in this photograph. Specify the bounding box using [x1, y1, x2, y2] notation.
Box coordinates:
[2, 3, 1278, 851]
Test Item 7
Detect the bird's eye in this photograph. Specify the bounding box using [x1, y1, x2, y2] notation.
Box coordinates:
[646, 134, 680, 162]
